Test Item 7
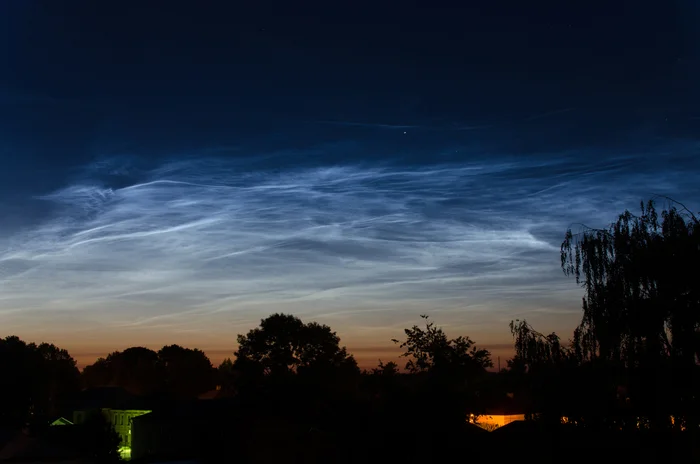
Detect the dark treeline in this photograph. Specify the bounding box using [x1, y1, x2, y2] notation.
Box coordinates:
[0, 199, 698, 463]
[82, 345, 216, 399]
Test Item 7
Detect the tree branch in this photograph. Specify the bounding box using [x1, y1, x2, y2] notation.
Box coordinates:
[650, 194, 699, 224]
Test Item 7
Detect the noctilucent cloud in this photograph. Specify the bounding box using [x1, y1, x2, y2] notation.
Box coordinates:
[1, 2, 699, 367]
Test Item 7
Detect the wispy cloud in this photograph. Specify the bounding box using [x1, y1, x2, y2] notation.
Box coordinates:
[312, 120, 491, 132]
[0, 147, 697, 346]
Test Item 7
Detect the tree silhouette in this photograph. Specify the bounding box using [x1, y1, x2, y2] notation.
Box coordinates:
[371, 360, 399, 376]
[82, 345, 216, 398]
[79, 411, 123, 463]
[234, 313, 358, 379]
[159, 344, 215, 398]
[0, 336, 80, 429]
[35, 342, 82, 418]
[216, 357, 238, 392]
[509, 319, 568, 371]
[393, 315, 492, 374]
[561, 199, 700, 429]
[392, 315, 492, 428]
[507, 319, 601, 424]
[82, 347, 164, 396]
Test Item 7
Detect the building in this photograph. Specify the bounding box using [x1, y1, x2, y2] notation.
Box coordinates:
[130, 399, 239, 461]
[73, 408, 151, 451]
[470, 411, 526, 431]
[469, 391, 527, 431]
[50, 417, 74, 426]
[70, 387, 153, 459]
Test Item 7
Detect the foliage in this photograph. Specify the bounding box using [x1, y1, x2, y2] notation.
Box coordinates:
[392, 315, 492, 426]
[393, 315, 492, 375]
[82, 347, 164, 396]
[234, 313, 359, 378]
[371, 360, 399, 376]
[217, 357, 238, 392]
[82, 345, 216, 397]
[159, 344, 215, 398]
[0, 336, 80, 429]
[509, 319, 570, 372]
[508, 320, 579, 422]
[561, 199, 700, 428]
[79, 411, 123, 463]
[561, 199, 699, 366]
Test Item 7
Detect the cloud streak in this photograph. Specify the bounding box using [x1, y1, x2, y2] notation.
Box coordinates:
[312, 120, 491, 132]
[0, 146, 698, 351]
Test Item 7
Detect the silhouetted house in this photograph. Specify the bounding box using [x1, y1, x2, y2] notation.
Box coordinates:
[131, 397, 340, 463]
[131, 399, 240, 462]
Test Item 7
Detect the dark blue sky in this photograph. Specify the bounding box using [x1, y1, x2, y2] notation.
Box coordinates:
[1, 1, 699, 365]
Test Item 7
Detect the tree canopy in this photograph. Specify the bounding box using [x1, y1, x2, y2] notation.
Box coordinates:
[393, 315, 492, 375]
[82, 347, 163, 396]
[392, 315, 493, 426]
[561, 199, 700, 429]
[509, 319, 568, 373]
[158, 344, 215, 398]
[82, 345, 216, 398]
[79, 411, 123, 463]
[561, 199, 699, 367]
[234, 313, 358, 379]
[0, 336, 80, 428]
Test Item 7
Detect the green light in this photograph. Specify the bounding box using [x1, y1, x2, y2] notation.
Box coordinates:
[118, 446, 132, 460]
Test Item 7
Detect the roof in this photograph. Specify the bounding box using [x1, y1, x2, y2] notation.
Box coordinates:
[132, 398, 241, 424]
[490, 419, 551, 438]
[50, 417, 74, 426]
[73, 386, 153, 411]
[463, 422, 489, 434]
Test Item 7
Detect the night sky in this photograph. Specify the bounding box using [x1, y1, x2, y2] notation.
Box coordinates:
[1, 1, 699, 368]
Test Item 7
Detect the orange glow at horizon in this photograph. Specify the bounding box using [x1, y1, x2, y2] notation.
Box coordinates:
[68, 343, 516, 371]
[4, 311, 527, 371]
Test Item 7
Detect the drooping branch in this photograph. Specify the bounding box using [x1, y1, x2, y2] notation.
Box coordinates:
[561, 199, 700, 368]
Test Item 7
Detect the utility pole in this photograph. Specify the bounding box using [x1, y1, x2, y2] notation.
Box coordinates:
[498, 356, 500, 371]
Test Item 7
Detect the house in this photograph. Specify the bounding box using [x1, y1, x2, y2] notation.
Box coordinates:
[469, 392, 527, 431]
[50, 417, 74, 426]
[131, 398, 240, 462]
[471, 410, 526, 431]
[130, 397, 331, 463]
[71, 387, 153, 459]
[75, 408, 151, 449]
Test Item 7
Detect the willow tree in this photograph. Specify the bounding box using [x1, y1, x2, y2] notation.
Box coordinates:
[509, 319, 568, 372]
[508, 320, 579, 422]
[561, 199, 699, 427]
